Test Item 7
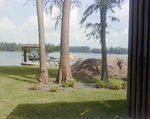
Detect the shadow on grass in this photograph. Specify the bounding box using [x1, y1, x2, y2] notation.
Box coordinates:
[6, 100, 129, 119]
[0, 66, 58, 83]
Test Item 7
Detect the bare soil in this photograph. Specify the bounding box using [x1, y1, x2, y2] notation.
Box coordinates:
[27, 81, 97, 92]
[71, 56, 128, 80]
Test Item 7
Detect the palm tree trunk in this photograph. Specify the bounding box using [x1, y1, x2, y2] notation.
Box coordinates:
[100, 0, 109, 86]
[36, 0, 49, 84]
[56, 0, 73, 84]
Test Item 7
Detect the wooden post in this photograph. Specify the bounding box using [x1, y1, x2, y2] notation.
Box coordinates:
[22, 46, 24, 62]
[24, 48, 27, 62]
[22, 46, 27, 62]
[127, 0, 150, 118]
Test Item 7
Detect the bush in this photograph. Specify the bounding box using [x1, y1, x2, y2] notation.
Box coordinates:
[109, 80, 122, 90]
[96, 80, 106, 88]
[49, 85, 59, 92]
[30, 83, 38, 90]
[122, 82, 127, 89]
[63, 79, 76, 88]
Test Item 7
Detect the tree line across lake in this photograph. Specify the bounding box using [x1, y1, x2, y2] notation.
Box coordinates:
[0, 42, 128, 54]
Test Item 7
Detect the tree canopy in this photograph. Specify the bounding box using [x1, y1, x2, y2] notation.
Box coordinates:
[0, 42, 127, 54]
[80, 0, 124, 42]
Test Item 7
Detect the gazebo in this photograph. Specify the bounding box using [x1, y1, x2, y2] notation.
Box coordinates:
[20, 44, 39, 66]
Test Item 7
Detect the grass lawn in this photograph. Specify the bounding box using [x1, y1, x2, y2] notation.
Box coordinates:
[0, 66, 129, 119]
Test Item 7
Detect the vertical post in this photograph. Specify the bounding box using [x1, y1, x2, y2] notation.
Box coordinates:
[130, 0, 138, 118]
[127, 0, 133, 117]
[128, 0, 150, 118]
[24, 48, 27, 62]
[141, 0, 149, 118]
[22, 46, 24, 62]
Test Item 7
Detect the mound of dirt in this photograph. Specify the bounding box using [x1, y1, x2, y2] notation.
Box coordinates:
[71, 56, 128, 80]
[107, 56, 128, 79]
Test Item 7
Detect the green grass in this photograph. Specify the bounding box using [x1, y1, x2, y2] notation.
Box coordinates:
[0, 66, 129, 119]
[75, 78, 100, 83]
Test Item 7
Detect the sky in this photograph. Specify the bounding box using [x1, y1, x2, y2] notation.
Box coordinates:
[0, 0, 129, 48]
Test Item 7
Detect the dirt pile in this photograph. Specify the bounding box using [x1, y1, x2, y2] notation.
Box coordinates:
[71, 56, 128, 79]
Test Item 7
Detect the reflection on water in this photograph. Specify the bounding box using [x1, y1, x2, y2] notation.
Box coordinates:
[0, 52, 127, 66]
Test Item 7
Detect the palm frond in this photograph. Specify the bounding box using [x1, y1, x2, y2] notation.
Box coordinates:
[80, 3, 100, 25]
[106, 0, 124, 11]
[83, 23, 101, 41]
[107, 16, 120, 22]
[72, 0, 81, 8]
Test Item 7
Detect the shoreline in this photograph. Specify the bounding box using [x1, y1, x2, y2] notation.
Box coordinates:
[0, 51, 128, 55]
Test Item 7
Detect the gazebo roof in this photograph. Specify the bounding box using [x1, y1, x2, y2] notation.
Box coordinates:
[20, 44, 39, 48]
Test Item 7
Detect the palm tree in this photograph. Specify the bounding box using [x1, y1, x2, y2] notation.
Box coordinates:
[80, 0, 124, 86]
[36, 0, 49, 84]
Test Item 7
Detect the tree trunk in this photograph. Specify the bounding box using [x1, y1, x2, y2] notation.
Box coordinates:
[36, 0, 49, 84]
[56, 0, 73, 84]
[100, 0, 109, 86]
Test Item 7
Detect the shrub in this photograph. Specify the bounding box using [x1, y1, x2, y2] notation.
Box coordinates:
[49, 85, 59, 92]
[109, 80, 122, 90]
[122, 82, 127, 89]
[30, 83, 38, 90]
[63, 79, 76, 88]
[96, 80, 106, 88]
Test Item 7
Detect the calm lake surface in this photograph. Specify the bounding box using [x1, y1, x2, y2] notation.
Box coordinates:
[0, 52, 128, 66]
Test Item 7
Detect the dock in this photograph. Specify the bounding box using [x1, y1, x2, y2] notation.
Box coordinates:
[21, 62, 39, 66]
[20, 44, 40, 66]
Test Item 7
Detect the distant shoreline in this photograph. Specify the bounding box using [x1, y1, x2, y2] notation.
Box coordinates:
[0, 51, 128, 55]
[0, 51, 21, 52]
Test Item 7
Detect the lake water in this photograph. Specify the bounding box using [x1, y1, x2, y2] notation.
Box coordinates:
[0, 52, 128, 66]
